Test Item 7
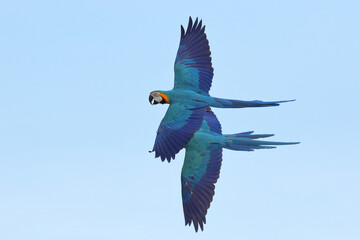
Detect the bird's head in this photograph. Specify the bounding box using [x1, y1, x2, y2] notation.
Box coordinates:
[149, 91, 170, 105]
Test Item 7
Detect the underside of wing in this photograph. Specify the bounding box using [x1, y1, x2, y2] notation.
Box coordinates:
[202, 108, 222, 134]
[152, 104, 206, 162]
[174, 17, 213, 95]
[181, 108, 223, 232]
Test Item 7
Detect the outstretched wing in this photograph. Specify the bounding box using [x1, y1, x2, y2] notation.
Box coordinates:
[152, 104, 206, 162]
[181, 108, 222, 232]
[174, 17, 213, 96]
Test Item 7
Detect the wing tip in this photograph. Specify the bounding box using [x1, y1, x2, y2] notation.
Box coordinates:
[186, 16, 193, 34]
[181, 25, 185, 39]
[183, 16, 205, 37]
[193, 18, 198, 32]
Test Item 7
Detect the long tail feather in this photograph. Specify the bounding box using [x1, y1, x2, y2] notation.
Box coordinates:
[211, 98, 294, 108]
[226, 131, 274, 139]
[223, 131, 299, 151]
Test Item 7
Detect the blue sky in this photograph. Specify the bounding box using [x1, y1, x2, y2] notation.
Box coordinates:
[1, 0, 359, 239]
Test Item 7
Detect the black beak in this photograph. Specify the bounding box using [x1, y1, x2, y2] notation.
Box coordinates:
[149, 95, 158, 105]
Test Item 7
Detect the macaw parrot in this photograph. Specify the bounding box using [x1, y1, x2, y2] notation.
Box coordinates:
[149, 17, 294, 162]
[181, 107, 298, 232]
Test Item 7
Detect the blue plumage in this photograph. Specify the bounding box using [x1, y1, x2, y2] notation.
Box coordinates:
[211, 98, 294, 108]
[148, 17, 299, 232]
[174, 17, 213, 95]
[153, 105, 206, 162]
[150, 17, 295, 161]
[181, 108, 298, 232]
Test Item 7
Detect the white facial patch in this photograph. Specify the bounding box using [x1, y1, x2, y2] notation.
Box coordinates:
[151, 92, 163, 103]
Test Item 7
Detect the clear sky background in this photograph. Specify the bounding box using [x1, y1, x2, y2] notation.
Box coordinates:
[1, 1, 359, 239]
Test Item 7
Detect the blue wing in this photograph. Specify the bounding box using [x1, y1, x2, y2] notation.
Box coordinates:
[152, 104, 206, 162]
[181, 108, 222, 232]
[174, 17, 213, 95]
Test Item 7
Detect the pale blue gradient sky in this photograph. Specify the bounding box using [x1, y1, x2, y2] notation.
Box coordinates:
[1, 1, 359, 239]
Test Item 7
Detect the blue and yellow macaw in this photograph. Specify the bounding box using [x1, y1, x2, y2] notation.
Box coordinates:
[149, 17, 293, 162]
[181, 108, 297, 231]
[149, 17, 298, 231]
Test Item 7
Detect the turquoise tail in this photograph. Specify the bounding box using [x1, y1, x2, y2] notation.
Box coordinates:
[223, 131, 299, 151]
[211, 97, 294, 108]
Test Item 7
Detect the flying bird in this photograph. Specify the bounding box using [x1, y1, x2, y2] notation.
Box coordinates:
[149, 17, 293, 162]
[181, 108, 297, 232]
[149, 17, 298, 232]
